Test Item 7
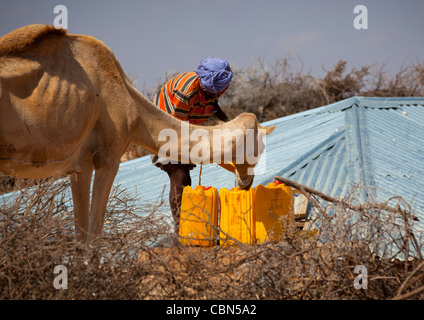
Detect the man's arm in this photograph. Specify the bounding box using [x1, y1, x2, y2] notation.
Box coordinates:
[213, 101, 230, 122]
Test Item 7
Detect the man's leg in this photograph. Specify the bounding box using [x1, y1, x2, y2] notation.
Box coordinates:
[166, 165, 192, 234]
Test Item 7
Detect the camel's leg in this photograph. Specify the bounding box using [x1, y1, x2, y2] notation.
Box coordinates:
[86, 158, 120, 244]
[70, 161, 94, 244]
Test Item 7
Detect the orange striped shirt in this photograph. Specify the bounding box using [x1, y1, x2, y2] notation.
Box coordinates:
[153, 72, 225, 125]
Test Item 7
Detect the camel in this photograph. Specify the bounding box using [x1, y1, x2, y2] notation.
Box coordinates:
[0, 25, 275, 244]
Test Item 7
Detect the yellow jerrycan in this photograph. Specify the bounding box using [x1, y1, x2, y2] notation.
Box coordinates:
[255, 182, 294, 243]
[219, 187, 256, 245]
[219, 183, 294, 245]
[179, 185, 219, 246]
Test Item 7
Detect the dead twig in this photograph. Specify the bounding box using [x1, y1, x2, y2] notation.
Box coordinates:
[393, 260, 424, 299]
[273, 176, 419, 221]
[392, 285, 424, 300]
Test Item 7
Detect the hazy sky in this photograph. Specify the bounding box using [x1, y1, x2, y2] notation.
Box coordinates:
[1, 0, 423, 92]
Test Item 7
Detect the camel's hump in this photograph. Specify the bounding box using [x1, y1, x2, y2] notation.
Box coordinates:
[0, 24, 67, 55]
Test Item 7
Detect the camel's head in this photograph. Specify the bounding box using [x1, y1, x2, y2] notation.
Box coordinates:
[222, 114, 275, 190]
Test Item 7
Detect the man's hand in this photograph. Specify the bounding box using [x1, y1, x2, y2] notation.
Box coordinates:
[214, 102, 230, 122]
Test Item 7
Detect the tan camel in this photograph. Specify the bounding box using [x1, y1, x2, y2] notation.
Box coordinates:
[0, 25, 274, 244]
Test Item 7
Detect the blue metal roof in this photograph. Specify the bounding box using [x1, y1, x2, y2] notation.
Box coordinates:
[2, 97, 424, 231]
[272, 97, 424, 230]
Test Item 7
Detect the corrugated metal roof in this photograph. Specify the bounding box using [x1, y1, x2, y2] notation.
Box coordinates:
[273, 96, 424, 232]
[2, 96, 424, 231]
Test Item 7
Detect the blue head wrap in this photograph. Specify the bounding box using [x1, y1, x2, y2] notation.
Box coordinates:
[195, 58, 233, 94]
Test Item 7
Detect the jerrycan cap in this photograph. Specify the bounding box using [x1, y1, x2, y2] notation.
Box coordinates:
[196, 185, 212, 190]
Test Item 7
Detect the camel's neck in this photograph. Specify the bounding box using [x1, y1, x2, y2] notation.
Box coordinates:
[128, 84, 244, 164]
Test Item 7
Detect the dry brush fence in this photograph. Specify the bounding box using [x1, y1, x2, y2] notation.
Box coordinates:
[1, 177, 423, 299]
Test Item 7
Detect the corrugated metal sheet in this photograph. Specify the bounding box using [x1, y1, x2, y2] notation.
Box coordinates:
[275, 97, 424, 232]
[278, 130, 350, 199]
[364, 105, 424, 215]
